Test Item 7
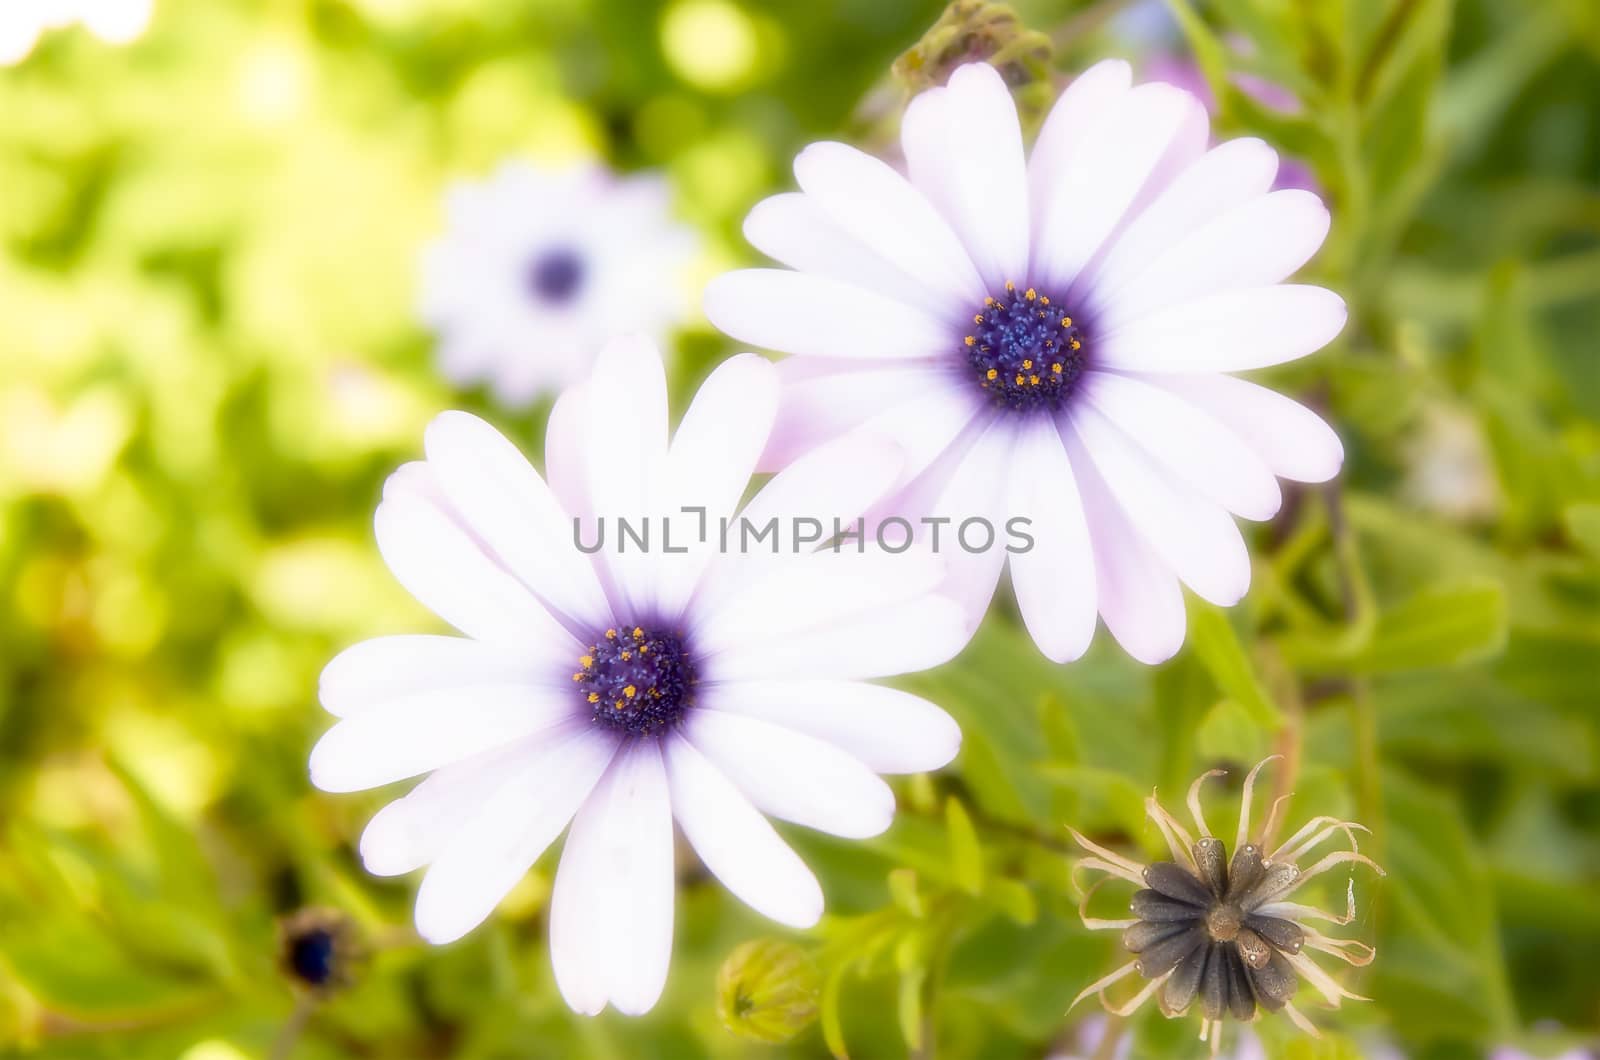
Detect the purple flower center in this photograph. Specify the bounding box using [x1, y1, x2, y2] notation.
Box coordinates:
[964, 282, 1085, 412]
[572, 625, 698, 737]
[526, 246, 586, 304]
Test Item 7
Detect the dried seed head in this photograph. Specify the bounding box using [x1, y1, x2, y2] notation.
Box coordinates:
[1068, 758, 1384, 1053]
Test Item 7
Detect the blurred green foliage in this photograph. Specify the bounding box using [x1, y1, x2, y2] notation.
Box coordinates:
[2, 0, 1598, 1057]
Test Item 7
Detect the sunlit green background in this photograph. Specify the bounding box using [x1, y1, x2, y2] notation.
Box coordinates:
[2, 0, 1598, 1057]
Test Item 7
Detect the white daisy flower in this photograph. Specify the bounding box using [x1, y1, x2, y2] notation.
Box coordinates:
[420, 161, 698, 407]
[705, 61, 1347, 665]
[0, 0, 152, 64]
[310, 335, 966, 1016]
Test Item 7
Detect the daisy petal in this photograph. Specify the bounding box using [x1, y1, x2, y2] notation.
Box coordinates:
[705, 269, 953, 362]
[1029, 60, 1133, 226]
[792, 141, 984, 304]
[703, 680, 960, 774]
[1067, 403, 1251, 607]
[663, 735, 823, 928]
[1095, 285, 1347, 373]
[545, 380, 591, 518]
[760, 359, 958, 471]
[424, 410, 612, 632]
[656, 353, 780, 618]
[1032, 82, 1205, 291]
[319, 635, 546, 718]
[902, 63, 1030, 288]
[414, 725, 615, 946]
[549, 742, 675, 1015]
[374, 489, 578, 654]
[1093, 190, 1331, 331]
[1082, 371, 1282, 521]
[686, 710, 894, 839]
[583, 334, 670, 618]
[309, 683, 577, 793]
[1062, 424, 1187, 663]
[1153, 374, 1344, 483]
[1007, 416, 1097, 662]
[359, 736, 541, 877]
[744, 193, 943, 317]
[1079, 137, 1280, 317]
[702, 590, 970, 682]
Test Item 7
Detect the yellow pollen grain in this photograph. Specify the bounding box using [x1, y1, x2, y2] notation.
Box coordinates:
[984, 296, 996, 307]
[1029, 374, 1040, 385]
[1071, 339, 1082, 350]
[973, 314, 984, 324]
[1052, 363, 1063, 373]
[1005, 280, 1016, 292]
[964, 335, 976, 346]
[1040, 296, 1050, 305]
[605, 628, 617, 639]
[632, 627, 644, 639]
[986, 368, 997, 380]
[620, 650, 631, 661]
[571, 673, 583, 681]
[587, 692, 600, 703]
[613, 700, 624, 710]
[1025, 287, 1037, 300]
[624, 685, 637, 699]
[1022, 359, 1033, 370]
[578, 655, 593, 668]
[639, 645, 648, 654]
[1014, 374, 1025, 386]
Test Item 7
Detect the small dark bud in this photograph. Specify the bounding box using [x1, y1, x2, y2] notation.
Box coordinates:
[893, 1, 1054, 121]
[278, 907, 365, 996]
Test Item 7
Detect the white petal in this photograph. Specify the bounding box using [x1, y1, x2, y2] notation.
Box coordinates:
[582, 334, 670, 619]
[414, 725, 615, 946]
[549, 742, 675, 1016]
[1094, 285, 1347, 373]
[359, 736, 540, 877]
[655, 354, 779, 618]
[760, 359, 958, 470]
[319, 635, 547, 718]
[792, 142, 983, 305]
[1006, 416, 1097, 662]
[685, 710, 894, 839]
[701, 590, 970, 682]
[744, 192, 945, 317]
[882, 415, 1013, 622]
[1152, 373, 1344, 483]
[663, 735, 823, 928]
[309, 683, 578, 793]
[901, 63, 1030, 289]
[695, 550, 945, 657]
[705, 269, 953, 361]
[1067, 403, 1251, 607]
[1079, 137, 1280, 316]
[545, 379, 591, 519]
[1062, 423, 1187, 663]
[1093, 190, 1331, 332]
[1081, 371, 1282, 521]
[1032, 82, 1207, 291]
[1028, 60, 1132, 228]
[703, 680, 960, 774]
[424, 411, 612, 632]
[374, 486, 579, 654]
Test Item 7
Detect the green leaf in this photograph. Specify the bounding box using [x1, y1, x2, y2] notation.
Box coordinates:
[945, 797, 984, 896]
[1352, 577, 1509, 672]
[1188, 603, 1283, 727]
[1563, 502, 1600, 559]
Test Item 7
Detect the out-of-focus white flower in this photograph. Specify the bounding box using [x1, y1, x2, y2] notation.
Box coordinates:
[419, 160, 698, 407]
[311, 336, 965, 1016]
[0, 0, 152, 65]
[707, 61, 1346, 666]
[1402, 403, 1501, 522]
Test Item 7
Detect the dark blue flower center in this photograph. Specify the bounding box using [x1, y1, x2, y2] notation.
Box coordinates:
[288, 928, 337, 987]
[526, 246, 586, 304]
[573, 625, 698, 737]
[965, 282, 1085, 412]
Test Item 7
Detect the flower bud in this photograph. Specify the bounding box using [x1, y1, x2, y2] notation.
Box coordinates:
[716, 938, 821, 1043]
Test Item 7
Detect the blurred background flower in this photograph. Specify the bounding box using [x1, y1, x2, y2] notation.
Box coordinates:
[2, 0, 1600, 1057]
